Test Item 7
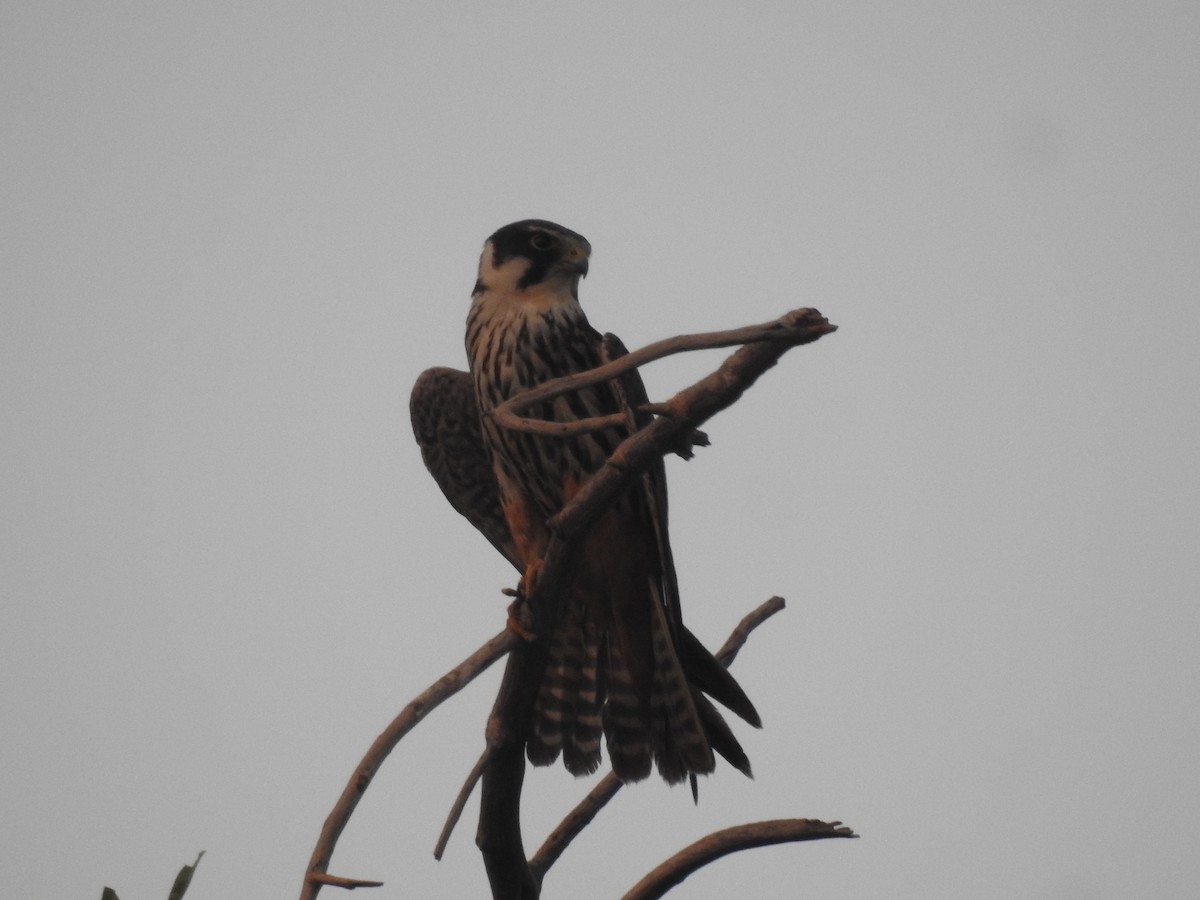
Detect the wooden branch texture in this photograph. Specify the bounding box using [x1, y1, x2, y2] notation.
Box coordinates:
[300, 629, 516, 900]
[490, 309, 835, 437]
[621, 819, 857, 900]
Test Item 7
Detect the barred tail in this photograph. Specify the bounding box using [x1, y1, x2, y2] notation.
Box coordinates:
[646, 593, 715, 784]
[528, 603, 604, 776]
[528, 596, 755, 784]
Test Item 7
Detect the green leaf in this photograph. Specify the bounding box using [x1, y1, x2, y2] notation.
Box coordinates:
[167, 851, 205, 900]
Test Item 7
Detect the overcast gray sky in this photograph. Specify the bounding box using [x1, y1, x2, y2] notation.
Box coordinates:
[3, 2, 1198, 898]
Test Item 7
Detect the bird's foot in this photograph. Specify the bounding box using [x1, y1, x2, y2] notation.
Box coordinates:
[501, 560, 543, 641]
[505, 598, 536, 642]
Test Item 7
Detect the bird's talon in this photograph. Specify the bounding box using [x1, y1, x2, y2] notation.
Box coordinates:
[506, 598, 537, 642]
[503, 560, 543, 641]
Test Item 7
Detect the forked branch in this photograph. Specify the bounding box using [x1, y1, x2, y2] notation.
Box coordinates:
[489, 307, 836, 439]
[300, 629, 515, 899]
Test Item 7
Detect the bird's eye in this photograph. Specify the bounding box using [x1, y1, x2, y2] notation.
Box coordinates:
[529, 232, 555, 252]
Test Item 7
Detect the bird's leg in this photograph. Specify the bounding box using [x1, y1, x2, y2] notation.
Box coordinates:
[501, 559, 542, 641]
[505, 599, 536, 642]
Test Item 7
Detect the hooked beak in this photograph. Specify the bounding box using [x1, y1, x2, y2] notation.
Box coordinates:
[562, 239, 591, 277]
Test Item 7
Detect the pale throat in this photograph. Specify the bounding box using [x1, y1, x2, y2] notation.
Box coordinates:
[475, 256, 582, 317]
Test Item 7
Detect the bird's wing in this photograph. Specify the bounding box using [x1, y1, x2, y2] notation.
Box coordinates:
[409, 366, 522, 570]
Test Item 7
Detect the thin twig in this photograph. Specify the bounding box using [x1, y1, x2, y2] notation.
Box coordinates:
[490, 309, 836, 437]
[528, 772, 623, 883]
[300, 628, 516, 899]
[306, 873, 385, 890]
[527, 595, 788, 883]
[434, 746, 493, 860]
[621, 819, 858, 900]
[715, 596, 786, 668]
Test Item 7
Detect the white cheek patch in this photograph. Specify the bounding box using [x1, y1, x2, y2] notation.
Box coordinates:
[477, 241, 533, 293]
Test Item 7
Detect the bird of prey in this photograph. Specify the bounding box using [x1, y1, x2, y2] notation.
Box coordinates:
[411, 219, 759, 785]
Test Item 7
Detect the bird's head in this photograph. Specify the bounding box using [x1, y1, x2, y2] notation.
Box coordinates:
[474, 220, 591, 300]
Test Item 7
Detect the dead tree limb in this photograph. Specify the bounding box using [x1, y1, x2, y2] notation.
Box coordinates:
[300, 628, 516, 899]
[529, 772, 624, 886]
[622, 820, 858, 900]
[714, 595, 787, 668]
[306, 873, 384, 890]
[478, 308, 835, 899]
[434, 745, 493, 860]
[490, 308, 836, 439]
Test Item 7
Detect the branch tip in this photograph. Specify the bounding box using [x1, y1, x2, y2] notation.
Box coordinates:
[306, 872, 385, 890]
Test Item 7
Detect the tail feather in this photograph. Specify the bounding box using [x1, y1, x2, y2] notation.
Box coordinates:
[529, 597, 758, 785]
[527, 626, 568, 766]
[529, 607, 581, 767]
[677, 626, 762, 728]
[530, 604, 607, 775]
[562, 617, 603, 775]
[648, 598, 714, 784]
[603, 650, 653, 781]
[692, 691, 753, 777]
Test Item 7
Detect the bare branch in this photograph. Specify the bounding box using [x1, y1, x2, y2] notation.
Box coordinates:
[715, 596, 786, 668]
[301, 628, 516, 899]
[529, 772, 623, 883]
[306, 873, 385, 890]
[528, 596, 788, 882]
[477, 646, 545, 899]
[434, 746, 493, 860]
[621, 819, 858, 900]
[490, 309, 837, 435]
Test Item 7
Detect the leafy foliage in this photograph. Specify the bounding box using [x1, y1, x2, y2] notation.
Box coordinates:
[101, 851, 204, 900]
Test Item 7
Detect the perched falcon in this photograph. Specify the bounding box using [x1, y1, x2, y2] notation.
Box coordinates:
[411, 219, 759, 785]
